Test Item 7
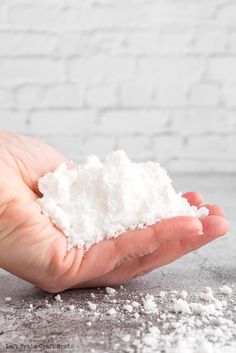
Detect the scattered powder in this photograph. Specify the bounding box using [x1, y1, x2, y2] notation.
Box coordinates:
[5, 297, 12, 302]
[54, 294, 62, 302]
[38, 150, 208, 249]
[68, 305, 75, 311]
[205, 286, 213, 293]
[105, 287, 116, 295]
[30, 285, 234, 353]
[180, 290, 188, 299]
[108, 308, 117, 316]
[199, 291, 215, 302]
[190, 303, 220, 316]
[142, 326, 160, 348]
[173, 299, 191, 314]
[88, 302, 97, 311]
[134, 312, 140, 319]
[122, 334, 131, 342]
[220, 285, 233, 295]
[124, 304, 133, 313]
[143, 294, 158, 314]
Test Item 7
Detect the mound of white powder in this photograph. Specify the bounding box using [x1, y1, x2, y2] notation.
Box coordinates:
[38, 150, 208, 249]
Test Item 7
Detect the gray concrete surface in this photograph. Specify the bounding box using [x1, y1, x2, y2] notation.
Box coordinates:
[0, 175, 235, 353]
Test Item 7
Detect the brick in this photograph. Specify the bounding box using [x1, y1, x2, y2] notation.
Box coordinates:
[153, 135, 183, 163]
[144, 2, 215, 26]
[123, 80, 188, 107]
[137, 58, 205, 106]
[43, 84, 83, 108]
[167, 159, 236, 173]
[100, 110, 169, 134]
[0, 32, 56, 56]
[230, 32, 236, 53]
[0, 110, 28, 133]
[0, 59, 63, 85]
[68, 56, 135, 84]
[59, 32, 87, 57]
[228, 134, 236, 157]
[217, 4, 236, 25]
[77, 5, 147, 30]
[123, 32, 160, 55]
[170, 110, 235, 134]
[117, 136, 152, 160]
[59, 32, 124, 57]
[16, 85, 45, 109]
[156, 30, 193, 54]
[191, 29, 228, 54]
[153, 82, 188, 107]
[0, 88, 14, 108]
[86, 85, 118, 107]
[222, 85, 236, 107]
[0, 0, 235, 174]
[40, 135, 84, 162]
[120, 80, 155, 107]
[0, 4, 8, 25]
[138, 57, 205, 82]
[80, 136, 115, 158]
[9, 5, 77, 28]
[181, 136, 230, 159]
[189, 83, 220, 106]
[207, 58, 236, 83]
[29, 110, 96, 134]
[18, 85, 82, 111]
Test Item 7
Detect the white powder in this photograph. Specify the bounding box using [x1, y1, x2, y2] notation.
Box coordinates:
[220, 285, 233, 295]
[54, 294, 62, 302]
[199, 291, 215, 302]
[68, 305, 75, 311]
[108, 308, 117, 316]
[180, 290, 188, 299]
[38, 150, 208, 249]
[88, 301, 97, 311]
[122, 334, 131, 342]
[173, 299, 191, 314]
[5, 297, 12, 302]
[143, 294, 158, 314]
[159, 291, 166, 298]
[105, 287, 116, 295]
[124, 304, 133, 313]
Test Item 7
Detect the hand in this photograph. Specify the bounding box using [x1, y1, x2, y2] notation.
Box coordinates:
[0, 132, 228, 292]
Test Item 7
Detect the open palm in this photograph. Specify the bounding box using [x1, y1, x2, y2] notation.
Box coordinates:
[0, 132, 228, 292]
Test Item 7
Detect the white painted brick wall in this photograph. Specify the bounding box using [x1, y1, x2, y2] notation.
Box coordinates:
[0, 0, 236, 173]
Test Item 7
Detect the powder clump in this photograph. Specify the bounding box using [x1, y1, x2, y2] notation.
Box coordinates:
[38, 150, 208, 249]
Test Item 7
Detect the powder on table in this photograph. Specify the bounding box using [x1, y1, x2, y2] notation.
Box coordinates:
[173, 299, 191, 314]
[105, 287, 116, 295]
[220, 285, 233, 295]
[38, 150, 208, 250]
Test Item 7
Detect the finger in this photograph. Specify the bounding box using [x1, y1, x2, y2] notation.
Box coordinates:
[201, 204, 226, 217]
[77, 215, 228, 288]
[141, 215, 229, 269]
[70, 216, 203, 285]
[182, 192, 203, 207]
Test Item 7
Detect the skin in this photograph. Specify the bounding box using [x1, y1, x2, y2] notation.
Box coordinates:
[0, 132, 229, 293]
